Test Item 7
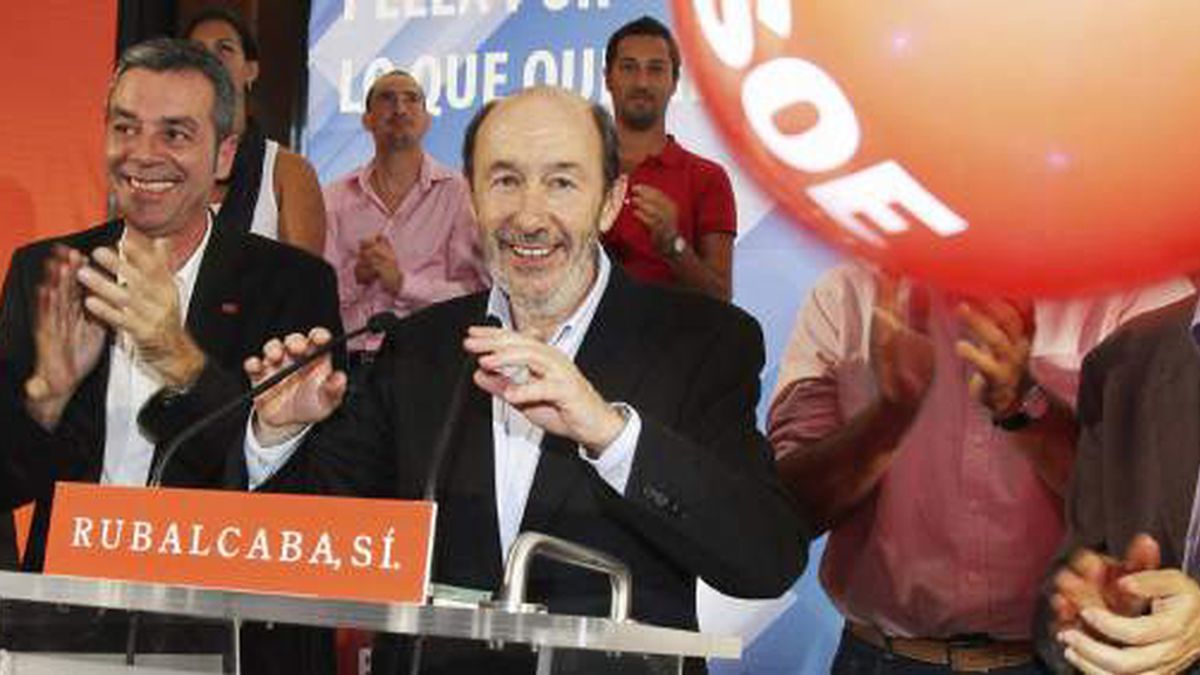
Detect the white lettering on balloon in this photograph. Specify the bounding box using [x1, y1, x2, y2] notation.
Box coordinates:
[692, 0, 968, 245]
[808, 160, 968, 247]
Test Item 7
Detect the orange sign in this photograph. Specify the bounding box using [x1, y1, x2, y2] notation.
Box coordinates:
[44, 482, 436, 604]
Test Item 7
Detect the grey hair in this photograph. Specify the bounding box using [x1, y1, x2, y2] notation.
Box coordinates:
[109, 38, 237, 145]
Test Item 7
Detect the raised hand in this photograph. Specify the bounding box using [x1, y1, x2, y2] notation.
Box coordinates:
[24, 245, 106, 429]
[869, 275, 934, 414]
[463, 325, 625, 455]
[75, 230, 204, 389]
[353, 245, 378, 286]
[244, 327, 346, 445]
[630, 184, 681, 255]
[358, 236, 403, 295]
[955, 298, 1033, 416]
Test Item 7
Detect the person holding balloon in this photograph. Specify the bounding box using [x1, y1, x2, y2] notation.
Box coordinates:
[768, 264, 1189, 673]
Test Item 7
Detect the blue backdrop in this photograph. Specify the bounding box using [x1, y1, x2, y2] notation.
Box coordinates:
[305, 1, 844, 671]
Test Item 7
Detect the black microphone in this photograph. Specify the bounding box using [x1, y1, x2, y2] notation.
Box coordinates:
[146, 311, 400, 488]
[421, 314, 500, 502]
[410, 314, 498, 675]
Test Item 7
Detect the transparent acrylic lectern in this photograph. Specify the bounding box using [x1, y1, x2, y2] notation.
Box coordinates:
[0, 532, 741, 674]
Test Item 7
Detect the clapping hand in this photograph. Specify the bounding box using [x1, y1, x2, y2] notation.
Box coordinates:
[870, 275, 935, 415]
[24, 245, 106, 428]
[75, 229, 205, 389]
[955, 299, 1033, 417]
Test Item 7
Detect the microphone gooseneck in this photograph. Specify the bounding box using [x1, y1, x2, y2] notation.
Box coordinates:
[146, 312, 397, 488]
[421, 314, 501, 503]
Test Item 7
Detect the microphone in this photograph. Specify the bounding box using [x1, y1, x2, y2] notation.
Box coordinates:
[410, 314, 498, 674]
[421, 314, 500, 502]
[145, 311, 400, 488]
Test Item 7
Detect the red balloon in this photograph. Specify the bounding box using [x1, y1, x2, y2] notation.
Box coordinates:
[670, 1, 1200, 297]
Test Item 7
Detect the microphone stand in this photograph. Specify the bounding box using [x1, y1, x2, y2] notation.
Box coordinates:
[146, 313, 398, 488]
[409, 314, 498, 674]
[127, 314, 397, 668]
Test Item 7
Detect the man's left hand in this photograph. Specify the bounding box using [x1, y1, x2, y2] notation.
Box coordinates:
[955, 299, 1033, 416]
[75, 230, 205, 389]
[1052, 535, 1161, 636]
[630, 184, 681, 256]
[1059, 568, 1200, 674]
[463, 325, 625, 455]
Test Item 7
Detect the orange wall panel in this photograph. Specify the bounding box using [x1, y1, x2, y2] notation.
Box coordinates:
[0, 2, 116, 279]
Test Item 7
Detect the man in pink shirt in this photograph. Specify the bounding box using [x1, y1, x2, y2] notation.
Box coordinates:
[768, 263, 1191, 673]
[323, 70, 488, 364]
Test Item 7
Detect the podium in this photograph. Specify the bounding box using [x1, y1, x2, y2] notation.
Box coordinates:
[25, 485, 743, 673]
[0, 569, 740, 674]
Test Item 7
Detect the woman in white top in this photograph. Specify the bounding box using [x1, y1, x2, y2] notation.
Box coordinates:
[185, 7, 325, 256]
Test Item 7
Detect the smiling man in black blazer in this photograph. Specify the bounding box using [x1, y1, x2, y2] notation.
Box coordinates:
[0, 39, 340, 672]
[242, 86, 809, 673]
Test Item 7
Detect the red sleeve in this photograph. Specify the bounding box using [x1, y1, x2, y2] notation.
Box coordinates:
[767, 377, 844, 461]
[694, 160, 737, 237]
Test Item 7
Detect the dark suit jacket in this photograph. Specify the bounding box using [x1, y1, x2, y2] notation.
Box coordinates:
[258, 268, 810, 673]
[1035, 294, 1200, 671]
[0, 218, 342, 671]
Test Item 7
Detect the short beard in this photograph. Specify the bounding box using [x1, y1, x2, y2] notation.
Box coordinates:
[618, 104, 660, 131]
[377, 132, 418, 153]
[488, 232, 600, 328]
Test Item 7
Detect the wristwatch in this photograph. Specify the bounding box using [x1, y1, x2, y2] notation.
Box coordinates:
[993, 382, 1050, 431]
[663, 234, 687, 260]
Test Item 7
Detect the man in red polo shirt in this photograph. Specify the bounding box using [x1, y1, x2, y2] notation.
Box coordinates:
[602, 16, 736, 301]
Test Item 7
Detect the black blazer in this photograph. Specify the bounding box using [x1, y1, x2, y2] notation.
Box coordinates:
[0, 219, 343, 567]
[0, 220, 343, 674]
[1035, 294, 1200, 670]
[258, 268, 811, 672]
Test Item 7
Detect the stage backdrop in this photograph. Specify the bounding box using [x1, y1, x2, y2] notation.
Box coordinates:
[305, 1, 843, 672]
[0, 1, 115, 281]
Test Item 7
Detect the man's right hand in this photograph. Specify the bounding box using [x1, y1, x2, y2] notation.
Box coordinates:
[354, 239, 378, 286]
[244, 327, 347, 445]
[869, 275, 935, 415]
[358, 235, 403, 296]
[25, 245, 106, 429]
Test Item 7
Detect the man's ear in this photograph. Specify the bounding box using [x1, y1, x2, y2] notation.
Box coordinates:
[214, 133, 239, 181]
[245, 61, 260, 90]
[597, 175, 627, 235]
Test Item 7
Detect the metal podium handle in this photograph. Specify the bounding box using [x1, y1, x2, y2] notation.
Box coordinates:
[496, 532, 632, 622]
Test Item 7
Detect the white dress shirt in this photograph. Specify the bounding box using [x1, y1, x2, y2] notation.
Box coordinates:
[484, 249, 640, 557]
[102, 220, 213, 486]
[245, 247, 642, 560]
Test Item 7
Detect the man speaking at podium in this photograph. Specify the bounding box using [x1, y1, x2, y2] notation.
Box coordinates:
[242, 86, 809, 673]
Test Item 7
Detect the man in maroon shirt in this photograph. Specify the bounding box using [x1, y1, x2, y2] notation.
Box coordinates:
[601, 16, 735, 301]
